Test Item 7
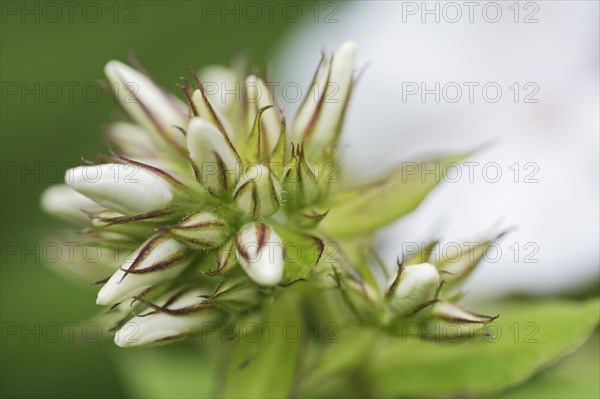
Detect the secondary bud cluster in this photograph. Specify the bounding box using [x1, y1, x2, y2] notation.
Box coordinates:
[332, 240, 501, 339]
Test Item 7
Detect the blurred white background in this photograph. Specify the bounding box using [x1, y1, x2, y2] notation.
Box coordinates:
[274, 1, 599, 297]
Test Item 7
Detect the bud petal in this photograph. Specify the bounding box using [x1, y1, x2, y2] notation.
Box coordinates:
[40, 184, 103, 223]
[433, 302, 498, 324]
[65, 163, 173, 215]
[162, 211, 229, 249]
[104, 61, 187, 151]
[186, 117, 241, 194]
[233, 165, 282, 216]
[114, 289, 224, 347]
[235, 223, 284, 286]
[385, 262, 440, 315]
[97, 236, 191, 305]
[293, 42, 356, 160]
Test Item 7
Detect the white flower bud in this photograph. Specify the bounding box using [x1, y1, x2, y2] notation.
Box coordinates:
[385, 262, 440, 315]
[105, 122, 158, 158]
[42, 237, 120, 283]
[96, 236, 191, 305]
[104, 61, 187, 151]
[186, 117, 241, 194]
[245, 75, 281, 155]
[191, 88, 235, 141]
[114, 289, 223, 347]
[293, 41, 356, 160]
[233, 164, 282, 216]
[235, 223, 284, 286]
[40, 184, 104, 223]
[163, 211, 229, 249]
[65, 163, 173, 216]
[199, 65, 239, 115]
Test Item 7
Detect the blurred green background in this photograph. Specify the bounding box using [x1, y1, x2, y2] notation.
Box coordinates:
[1, 1, 321, 397]
[1, 1, 598, 398]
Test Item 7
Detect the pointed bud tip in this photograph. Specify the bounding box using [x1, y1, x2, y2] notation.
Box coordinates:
[337, 41, 357, 57]
[104, 59, 127, 75]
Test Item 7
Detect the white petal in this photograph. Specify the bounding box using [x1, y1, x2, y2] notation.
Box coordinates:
[96, 236, 190, 305]
[236, 223, 284, 286]
[104, 61, 187, 149]
[65, 163, 173, 215]
[40, 184, 104, 223]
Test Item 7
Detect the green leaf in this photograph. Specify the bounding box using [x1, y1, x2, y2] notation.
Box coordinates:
[221, 294, 304, 398]
[321, 153, 468, 237]
[490, 331, 600, 398]
[365, 299, 600, 398]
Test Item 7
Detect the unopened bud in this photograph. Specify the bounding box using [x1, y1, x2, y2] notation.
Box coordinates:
[104, 60, 187, 152]
[162, 211, 229, 249]
[293, 41, 356, 161]
[187, 117, 241, 195]
[283, 144, 321, 208]
[97, 235, 192, 305]
[235, 223, 285, 286]
[40, 184, 104, 224]
[233, 165, 282, 217]
[114, 288, 224, 347]
[207, 238, 238, 275]
[385, 262, 440, 316]
[65, 164, 173, 216]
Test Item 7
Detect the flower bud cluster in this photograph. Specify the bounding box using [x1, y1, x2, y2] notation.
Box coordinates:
[41, 42, 497, 346]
